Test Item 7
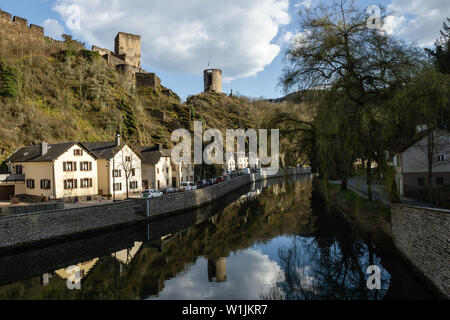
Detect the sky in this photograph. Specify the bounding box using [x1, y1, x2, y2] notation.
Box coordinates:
[0, 0, 449, 100]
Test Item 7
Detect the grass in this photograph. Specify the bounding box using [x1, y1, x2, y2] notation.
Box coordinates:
[322, 182, 392, 242]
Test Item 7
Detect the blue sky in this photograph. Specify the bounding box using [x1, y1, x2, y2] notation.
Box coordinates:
[0, 0, 448, 100]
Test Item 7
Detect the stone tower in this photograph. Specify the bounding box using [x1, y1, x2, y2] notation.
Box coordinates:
[114, 32, 141, 69]
[204, 69, 222, 93]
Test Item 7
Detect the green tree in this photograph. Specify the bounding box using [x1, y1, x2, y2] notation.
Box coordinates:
[280, 0, 419, 199]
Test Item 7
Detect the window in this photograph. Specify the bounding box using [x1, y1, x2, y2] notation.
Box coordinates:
[113, 183, 122, 191]
[81, 178, 93, 188]
[436, 177, 444, 186]
[80, 162, 92, 171]
[166, 179, 169, 186]
[15, 165, 23, 174]
[64, 179, 77, 189]
[126, 156, 132, 162]
[131, 169, 136, 177]
[418, 177, 425, 187]
[26, 179, 35, 189]
[437, 154, 447, 163]
[130, 181, 138, 189]
[63, 161, 76, 172]
[40, 179, 51, 190]
[166, 168, 169, 174]
[143, 180, 149, 188]
[113, 169, 121, 178]
[157, 168, 160, 174]
[73, 149, 83, 156]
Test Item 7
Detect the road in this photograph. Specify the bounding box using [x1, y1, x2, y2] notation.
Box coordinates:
[347, 176, 432, 208]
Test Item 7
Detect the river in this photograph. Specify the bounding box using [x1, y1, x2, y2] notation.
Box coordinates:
[0, 175, 435, 299]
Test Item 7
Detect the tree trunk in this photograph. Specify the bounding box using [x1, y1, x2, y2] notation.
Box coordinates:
[366, 158, 373, 201]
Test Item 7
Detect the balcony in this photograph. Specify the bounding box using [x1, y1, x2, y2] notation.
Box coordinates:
[0, 174, 25, 184]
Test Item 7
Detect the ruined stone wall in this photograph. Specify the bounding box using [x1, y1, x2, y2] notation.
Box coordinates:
[92, 45, 113, 57]
[391, 204, 450, 298]
[136, 72, 161, 90]
[0, 10, 44, 43]
[115, 32, 141, 68]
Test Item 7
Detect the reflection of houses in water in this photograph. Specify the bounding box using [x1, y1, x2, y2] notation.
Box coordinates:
[53, 258, 100, 282]
[237, 188, 262, 203]
[208, 258, 227, 283]
[112, 241, 143, 265]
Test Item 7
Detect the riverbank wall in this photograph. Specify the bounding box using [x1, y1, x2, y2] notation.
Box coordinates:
[313, 178, 449, 299]
[136, 168, 310, 219]
[0, 168, 311, 253]
[391, 204, 450, 299]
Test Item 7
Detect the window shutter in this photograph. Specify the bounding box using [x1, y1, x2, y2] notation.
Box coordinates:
[63, 162, 66, 171]
[89, 162, 92, 171]
[89, 178, 92, 188]
[74, 179, 78, 189]
[74, 162, 77, 171]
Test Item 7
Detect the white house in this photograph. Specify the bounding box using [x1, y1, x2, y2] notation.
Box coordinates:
[84, 135, 142, 199]
[5, 142, 98, 201]
[140, 145, 195, 190]
[393, 128, 450, 196]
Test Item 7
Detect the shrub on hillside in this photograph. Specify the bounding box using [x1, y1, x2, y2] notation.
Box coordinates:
[0, 60, 23, 98]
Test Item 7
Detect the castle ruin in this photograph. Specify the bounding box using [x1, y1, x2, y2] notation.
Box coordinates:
[0, 10, 44, 42]
[93, 32, 161, 91]
[204, 68, 223, 93]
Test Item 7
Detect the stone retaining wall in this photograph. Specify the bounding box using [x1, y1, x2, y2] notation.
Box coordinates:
[0, 168, 311, 251]
[0, 202, 64, 217]
[136, 168, 311, 218]
[0, 201, 142, 253]
[391, 204, 450, 299]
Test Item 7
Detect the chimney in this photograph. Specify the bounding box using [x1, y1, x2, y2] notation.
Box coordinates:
[115, 134, 121, 147]
[40, 142, 48, 156]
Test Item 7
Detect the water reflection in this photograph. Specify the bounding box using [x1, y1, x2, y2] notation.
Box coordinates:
[0, 175, 434, 300]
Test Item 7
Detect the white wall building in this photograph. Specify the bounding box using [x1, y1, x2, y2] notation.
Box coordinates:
[84, 136, 142, 199]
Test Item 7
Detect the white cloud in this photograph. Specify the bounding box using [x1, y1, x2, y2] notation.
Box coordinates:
[43, 18, 65, 40]
[52, 0, 291, 80]
[148, 249, 281, 299]
[295, 0, 312, 9]
[387, 0, 450, 47]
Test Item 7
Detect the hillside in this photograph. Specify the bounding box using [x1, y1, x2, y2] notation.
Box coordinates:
[0, 44, 282, 167]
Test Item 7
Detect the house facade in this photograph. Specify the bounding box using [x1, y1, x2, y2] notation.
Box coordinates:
[394, 129, 450, 196]
[5, 142, 98, 201]
[84, 136, 142, 199]
[140, 145, 174, 190]
[140, 145, 195, 190]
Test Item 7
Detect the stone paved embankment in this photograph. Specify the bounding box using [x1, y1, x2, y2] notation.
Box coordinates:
[0, 168, 311, 252]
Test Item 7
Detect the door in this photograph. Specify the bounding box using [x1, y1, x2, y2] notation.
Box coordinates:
[0, 186, 14, 201]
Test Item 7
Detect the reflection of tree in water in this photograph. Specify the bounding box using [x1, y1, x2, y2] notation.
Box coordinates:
[262, 193, 390, 300]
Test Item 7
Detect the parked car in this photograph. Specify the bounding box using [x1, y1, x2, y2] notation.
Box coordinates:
[142, 189, 163, 198]
[241, 168, 251, 175]
[209, 178, 216, 185]
[216, 176, 226, 183]
[197, 180, 210, 188]
[180, 182, 191, 192]
[189, 182, 197, 190]
[230, 171, 238, 178]
[161, 187, 178, 195]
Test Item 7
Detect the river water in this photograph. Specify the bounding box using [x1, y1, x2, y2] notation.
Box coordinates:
[0, 175, 435, 299]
